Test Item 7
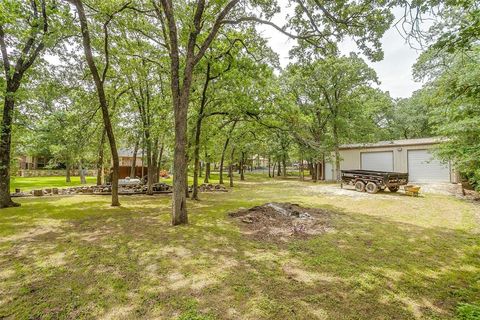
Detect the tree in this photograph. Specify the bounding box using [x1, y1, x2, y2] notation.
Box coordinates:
[21, 69, 99, 183]
[401, 0, 479, 53]
[68, 0, 131, 206]
[285, 54, 379, 180]
[0, 1, 67, 208]
[402, 0, 480, 189]
[413, 46, 480, 189]
[386, 91, 432, 139]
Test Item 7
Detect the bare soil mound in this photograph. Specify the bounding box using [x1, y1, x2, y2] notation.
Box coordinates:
[229, 202, 333, 241]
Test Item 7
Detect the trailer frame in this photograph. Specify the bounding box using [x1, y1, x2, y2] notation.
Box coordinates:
[341, 169, 409, 194]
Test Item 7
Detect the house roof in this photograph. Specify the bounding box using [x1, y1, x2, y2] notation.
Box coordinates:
[339, 137, 446, 150]
[118, 148, 144, 157]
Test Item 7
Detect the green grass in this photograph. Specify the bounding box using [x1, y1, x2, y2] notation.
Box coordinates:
[10, 176, 97, 192]
[161, 172, 223, 185]
[0, 175, 479, 319]
[10, 172, 224, 192]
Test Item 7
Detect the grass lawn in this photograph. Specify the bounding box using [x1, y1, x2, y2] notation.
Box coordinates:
[10, 173, 224, 193]
[0, 176, 479, 319]
[10, 176, 97, 192]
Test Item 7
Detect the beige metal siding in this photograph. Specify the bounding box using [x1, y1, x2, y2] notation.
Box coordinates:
[326, 142, 457, 183]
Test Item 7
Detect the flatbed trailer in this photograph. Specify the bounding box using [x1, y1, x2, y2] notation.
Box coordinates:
[341, 169, 409, 194]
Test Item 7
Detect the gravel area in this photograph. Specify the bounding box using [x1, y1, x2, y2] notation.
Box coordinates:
[308, 182, 464, 198]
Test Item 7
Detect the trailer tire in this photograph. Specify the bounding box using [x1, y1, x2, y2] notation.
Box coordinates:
[354, 180, 365, 192]
[366, 182, 379, 194]
[388, 186, 399, 193]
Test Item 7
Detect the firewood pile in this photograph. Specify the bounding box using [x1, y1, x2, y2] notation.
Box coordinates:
[198, 183, 228, 192]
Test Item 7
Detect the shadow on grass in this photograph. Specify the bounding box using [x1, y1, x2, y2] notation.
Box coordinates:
[0, 190, 478, 319]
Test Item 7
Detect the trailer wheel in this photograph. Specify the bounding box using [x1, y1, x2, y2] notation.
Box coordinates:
[388, 186, 399, 193]
[366, 182, 379, 194]
[354, 180, 365, 192]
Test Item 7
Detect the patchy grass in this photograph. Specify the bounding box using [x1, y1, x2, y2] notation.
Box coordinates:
[10, 176, 97, 192]
[0, 176, 479, 319]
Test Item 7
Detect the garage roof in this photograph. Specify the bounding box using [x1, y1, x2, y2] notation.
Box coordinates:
[339, 137, 446, 150]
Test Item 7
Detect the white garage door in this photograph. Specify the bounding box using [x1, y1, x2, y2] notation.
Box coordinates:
[361, 151, 394, 172]
[408, 149, 450, 182]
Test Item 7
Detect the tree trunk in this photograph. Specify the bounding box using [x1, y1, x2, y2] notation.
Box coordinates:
[172, 95, 189, 225]
[229, 147, 235, 187]
[141, 145, 145, 179]
[192, 116, 203, 200]
[240, 152, 245, 181]
[316, 162, 321, 182]
[282, 155, 287, 177]
[219, 121, 237, 184]
[130, 138, 139, 178]
[0, 96, 19, 208]
[185, 158, 190, 198]
[277, 161, 281, 176]
[97, 128, 106, 185]
[75, 0, 119, 206]
[79, 160, 87, 184]
[299, 154, 304, 181]
[272, 162, 276, 178]
[66, 161, 71, 183]
[204, 162, 210, 183]
[152, 140, 160, 183]
[157, 143, 164, 181]
[333, 122, 341, 181]
[312, 161, 317, 182]
[219, 145, 226, 184]
[268, 156, 271, 178]
[145, 130, 154, 195]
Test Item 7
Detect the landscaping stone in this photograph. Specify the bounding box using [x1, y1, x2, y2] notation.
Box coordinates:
[198, 183, 228, 192]
[33, 190, 43, 196]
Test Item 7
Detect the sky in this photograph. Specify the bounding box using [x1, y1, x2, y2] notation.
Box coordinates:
[257, 5, 424, 99]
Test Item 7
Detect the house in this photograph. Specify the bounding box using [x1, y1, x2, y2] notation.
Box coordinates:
[251, 154, 269, 168]
[117, 148, 147, 178]
[18, 155, 49, 170]
[324, 137, 458, 183]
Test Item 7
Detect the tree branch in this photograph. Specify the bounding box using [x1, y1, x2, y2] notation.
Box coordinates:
[193, 0, 240, 66]
[0, 25, 11, 81]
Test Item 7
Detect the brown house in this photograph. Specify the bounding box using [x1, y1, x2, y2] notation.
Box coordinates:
[117, 148, 148, 178]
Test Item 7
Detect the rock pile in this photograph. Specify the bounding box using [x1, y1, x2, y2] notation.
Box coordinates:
[11, 182, 173, 197]
[197, 183, 228, 192]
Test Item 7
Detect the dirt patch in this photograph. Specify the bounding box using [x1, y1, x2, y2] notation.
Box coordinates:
[229, 202, 333, 241]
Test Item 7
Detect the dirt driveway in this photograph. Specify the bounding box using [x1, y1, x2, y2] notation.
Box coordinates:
[309, 182, 463, 199]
